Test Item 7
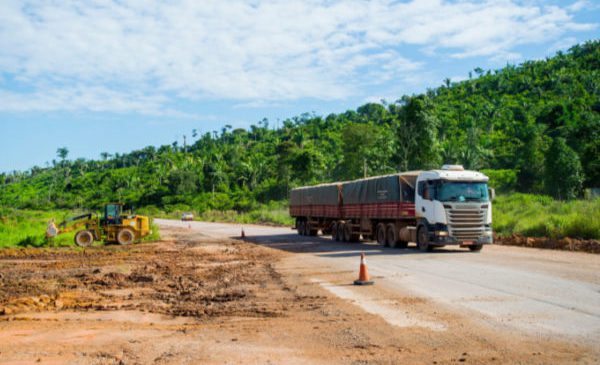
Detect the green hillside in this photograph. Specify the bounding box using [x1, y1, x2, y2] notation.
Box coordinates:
[1, 41, 599, 214]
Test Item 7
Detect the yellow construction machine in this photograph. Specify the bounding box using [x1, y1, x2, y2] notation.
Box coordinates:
[46, 203, 151, 247]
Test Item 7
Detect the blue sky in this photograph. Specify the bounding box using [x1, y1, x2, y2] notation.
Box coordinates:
[1, 0, 599, 172]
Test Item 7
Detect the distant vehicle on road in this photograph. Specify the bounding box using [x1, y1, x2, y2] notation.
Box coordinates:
[290, 165, 494, 252]
[181, 212, 194, 221]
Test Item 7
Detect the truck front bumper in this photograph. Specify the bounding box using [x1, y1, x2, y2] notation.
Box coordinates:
[430, 233, 493, 246]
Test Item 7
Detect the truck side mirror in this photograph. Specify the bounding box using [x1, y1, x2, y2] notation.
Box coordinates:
[488, 188, 496, 201]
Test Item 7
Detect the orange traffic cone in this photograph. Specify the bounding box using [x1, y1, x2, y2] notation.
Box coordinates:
[354, 252, 374, 285]
[241, 227, 246, 239]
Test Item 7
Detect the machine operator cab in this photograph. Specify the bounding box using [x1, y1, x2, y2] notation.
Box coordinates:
[102, 203, 135, 225]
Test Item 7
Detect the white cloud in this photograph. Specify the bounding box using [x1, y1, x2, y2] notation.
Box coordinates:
[0, 0, 596, 113]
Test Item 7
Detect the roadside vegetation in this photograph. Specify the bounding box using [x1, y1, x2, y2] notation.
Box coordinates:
[493, 194, 600, 240]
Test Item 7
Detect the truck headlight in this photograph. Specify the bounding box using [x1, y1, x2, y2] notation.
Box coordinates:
[435, 231, 449, 236]
[483, 230, 493, 236]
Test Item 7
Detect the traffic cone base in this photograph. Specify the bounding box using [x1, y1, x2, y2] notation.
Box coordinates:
[354, 252, 374, 285]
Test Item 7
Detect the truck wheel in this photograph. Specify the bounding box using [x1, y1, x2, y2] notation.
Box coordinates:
[386, 224, 398, 248]
[298, 221, 305, 236]
[304, 222, 311, 236]
[117, 228, 136, 245]
[417, 226, 433, 252]
[376, 223, 387, 246]
[469, 244, 483, 252]
[74, 230, 94, 247]
[308, 222, 318, 236]
[343, 223, 352, 242]
[336, 222, 344, 241]
[331, 222, 338, 240]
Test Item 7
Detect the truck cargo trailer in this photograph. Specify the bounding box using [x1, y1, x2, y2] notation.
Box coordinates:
[289, 165, 494, 252]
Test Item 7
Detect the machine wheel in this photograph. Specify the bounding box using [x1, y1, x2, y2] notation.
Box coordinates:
[376, 223, 387, 246]
[74, 230, 94, 247]
[342, 223, 351, 242]
[417, 226, 432, 252]
[117, 228, 136, 245]
[386, 224, 398, 248]
[469, 244, 483, 252]
[331, 222, 338, 240]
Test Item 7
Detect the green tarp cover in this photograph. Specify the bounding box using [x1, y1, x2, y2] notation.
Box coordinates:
[342, 174, 401, 204]
[290, 183, 340, 206]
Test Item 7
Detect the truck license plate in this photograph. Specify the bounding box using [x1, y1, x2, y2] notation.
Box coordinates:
[462, 241, 474, 245]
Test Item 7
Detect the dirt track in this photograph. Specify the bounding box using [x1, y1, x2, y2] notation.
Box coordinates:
[1, 223, 599, 364]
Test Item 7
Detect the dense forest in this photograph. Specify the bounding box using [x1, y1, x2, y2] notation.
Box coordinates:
[1, 41, 598, 212]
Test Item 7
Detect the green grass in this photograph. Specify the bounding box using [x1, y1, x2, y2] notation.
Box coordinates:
[0, 208, 161, 248]
[493, 193, 600, 240]
[0, 208, 78, 248]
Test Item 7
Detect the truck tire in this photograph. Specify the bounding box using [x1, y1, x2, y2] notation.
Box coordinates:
[117, 228, 136, 245]
[305, 223, 312, 236]
[386, 224, 398, 248]
[417, 226, 433, 252]
[376, 223, 387, 246]
[331, 222, 338, 240]
[298, 221, 305, 236]
[308, 222, 318, 236]
[343, 223, 352, 242]
[335, 222, 344, 242]
[469, 244, 483, 252]
[74, 230, 94, 247]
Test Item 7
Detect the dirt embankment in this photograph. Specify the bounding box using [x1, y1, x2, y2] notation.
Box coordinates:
[495, 234, 600, 253]
[0, 229, 322, 318]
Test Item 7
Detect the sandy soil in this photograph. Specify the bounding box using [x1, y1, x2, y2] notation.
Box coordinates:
[0, 225, 598, 364]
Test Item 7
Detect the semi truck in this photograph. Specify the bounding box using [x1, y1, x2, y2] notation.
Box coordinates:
[289, 165, 494, 252]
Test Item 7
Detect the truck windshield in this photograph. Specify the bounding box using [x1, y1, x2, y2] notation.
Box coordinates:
[436, 181, 489, 202]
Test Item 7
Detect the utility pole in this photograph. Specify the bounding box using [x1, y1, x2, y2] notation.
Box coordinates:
[363, 158, 368, 178]
[183, 135, 187, 153]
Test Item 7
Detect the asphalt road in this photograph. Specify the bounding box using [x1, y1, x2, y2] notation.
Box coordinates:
[156, 219, 600, 346]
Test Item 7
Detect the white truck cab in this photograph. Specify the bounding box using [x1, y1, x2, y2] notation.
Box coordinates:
[414, 165, 493, 251]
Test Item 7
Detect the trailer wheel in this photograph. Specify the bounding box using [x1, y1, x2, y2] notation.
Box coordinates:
[307, 222, 318, 236]
[376, 223, 387, 246]
[331, 222, 338, 240]
[340, 223, 349, 242]
[386, 224, 398, 248]
[298, 221, 305, 236]
[74, 230, 94, 247]
[417, 226, 433, 252]
[303, 222, 310, 236]
[335, 222, 344, 241]
[117, 228, 136, 245]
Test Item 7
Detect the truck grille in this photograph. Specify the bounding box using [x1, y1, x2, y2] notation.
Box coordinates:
[447, 206, 486, 241]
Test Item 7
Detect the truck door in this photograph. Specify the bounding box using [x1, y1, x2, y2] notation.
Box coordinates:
[416, 179, 436, 223]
